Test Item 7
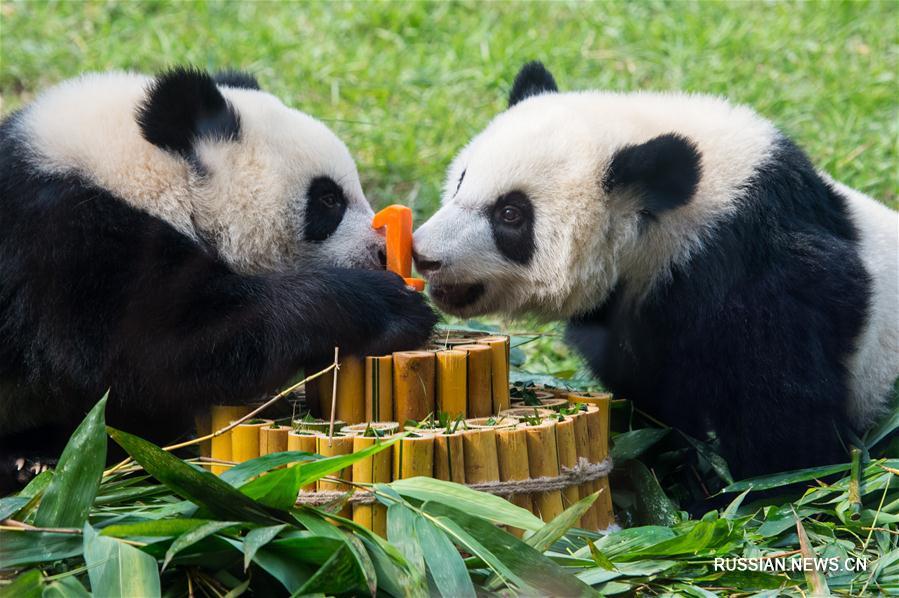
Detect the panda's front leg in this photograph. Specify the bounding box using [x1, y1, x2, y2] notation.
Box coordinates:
[0, 426, 67, 492]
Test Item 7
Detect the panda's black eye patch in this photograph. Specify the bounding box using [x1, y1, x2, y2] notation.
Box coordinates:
[304, 176, 348, 242]
[488, 191, 535, 265]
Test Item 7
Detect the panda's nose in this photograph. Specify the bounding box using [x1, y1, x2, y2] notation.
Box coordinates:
[413, 250, 442, 274]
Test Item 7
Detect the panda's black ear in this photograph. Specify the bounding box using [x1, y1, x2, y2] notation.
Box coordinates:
[214, 69, 260, 90]
[603, 133, 703, 214]
[137, 66, 241, 156]
[508, 61, 558, 107]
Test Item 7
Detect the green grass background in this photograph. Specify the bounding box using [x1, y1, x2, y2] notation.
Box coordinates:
[2, 0, 896, 219]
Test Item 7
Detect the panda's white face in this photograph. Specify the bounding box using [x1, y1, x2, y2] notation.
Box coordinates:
[17, 70, 382, 274]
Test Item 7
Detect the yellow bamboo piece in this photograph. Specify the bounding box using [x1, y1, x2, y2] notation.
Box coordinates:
[571, 409, 597, 530]
[259, 424, 289, 455]
[464, 416, 517, 429]
[478, 336, 511, 413]
[436, 350, 468, 418]
[287, 431, 318, 491]
[343, 422, 400, 436]
[498, 407, 555, 420]
[434, 431, 466, 483]
[461, 428, 500, 484]
[210, 405, 251, 474]
[352, 435, 393, 536]
[539, 398, 570, 411]
[456, 344, 493, 418]
[316, 434, 354, 517]
[554, 417, 581, 510]
[583, 396, 614, 529]
[392, 434, 435, 479]
[334, 355, 366, 424]
[231, 420, 270, 463]
[393, 351, 436, 423]
[567, 391, 613, 407]
[365, 356, 394, 422]
[525, 420, 564, 521]
[195, 412, 212, 465]
[308, 367, 336, 420]
[496, 425, 533, 536]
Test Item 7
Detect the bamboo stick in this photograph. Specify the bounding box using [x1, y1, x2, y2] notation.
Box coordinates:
[477, 336, 511, 413]
[496, 425, 533, 536]
[554, 417, 581, 510]
[392, 434, 435, 479]
[525, 420, 564, 521]
[334, 355, 366, 425]
[584, 397, 614, 529]
[259, 423, 289, 455]
[393, 351, 436, 424]
[231, 419, 271, 463]
[571, 408, 597, 530]
[436, 350, 468, 418]
[352, 435, 393, 536]
[210, 405, 251, 474]
[287, 431, 318, 492]
[365, 356, 394, 422]
[316, 433, 354, 517]
[456, 344, 493, 418]
[461, 428, 500, 484]
[433, 431, 466, 484]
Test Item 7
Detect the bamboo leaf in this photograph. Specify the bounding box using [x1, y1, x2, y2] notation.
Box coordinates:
[387, 503, 428, 595]
[42, 575, 91, 597]
[220, 451, 319, 487]
[294, 544, 365, 597]
[163, 520, 237, 570]
[35, 394, 108, 528]
[0, 531, 83, 568]
[527, 493, 597, 553]
[0, 496, 30, 520]
[793, 511, 829, 596]
[101, 519, 217, 538]
[239, 465, 304, 510]
[415, 515, 476, 598]
[627, 460, 680, 526]
[610, 428, 668, 462]
[107, 426, 287, 525]
[243, 525, 287, 570]
[83, 524, 161, 597]
[724, 462, 851, 492]
[5, 569, 43, 598]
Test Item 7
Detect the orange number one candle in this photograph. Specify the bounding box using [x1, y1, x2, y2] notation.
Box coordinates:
[372, 205, 425, 291]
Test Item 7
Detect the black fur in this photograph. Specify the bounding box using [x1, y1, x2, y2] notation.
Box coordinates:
[604, 133, 703, 215]
[0, 115, 436, 488]
[508, 61, 558, 107]
[488, 191, 536, 265]
[137, 67, 241, 156]
[304, 176, 349, 242]
[214, 69, 261, 90]
[567, 136, 869, 479]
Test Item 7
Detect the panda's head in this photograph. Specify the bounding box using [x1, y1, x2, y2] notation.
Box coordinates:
[19, 67, 383, 273]
[414, 62, 775, 318]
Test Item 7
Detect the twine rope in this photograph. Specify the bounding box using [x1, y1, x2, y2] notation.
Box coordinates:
[295, 456, 612, 506]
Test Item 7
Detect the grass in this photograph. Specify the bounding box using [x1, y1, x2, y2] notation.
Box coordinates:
[1, 0, 896, 217]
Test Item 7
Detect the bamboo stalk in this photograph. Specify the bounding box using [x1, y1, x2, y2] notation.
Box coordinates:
[365, 356, 394, 422]
[462, 428, 500, 484]
[584, 397, 614, 529]
[393, 351, 436, 423]
[287, 431, 318, 491]
[554, 417, 581, 510]
[334, 355, 366, 424]
[456, 344, 493, 418]
[259, 423, 289, 455]
[496, 425, 533, 536]
[498, 407, 555, 420]
[309, 368, 336, 420]
[477, 336, 511, 413]
[436, 350, 468, 418]
[539, 398, 570, 411]
[571, 409, 597, 530]
[343, 422, 400, 436]
[210, 405, 251, 474]
[194, 412, 212, 465]
[293, 418, 345, 434]
[464, 416, 517, 430]
[525, 420, 564, 521]
[434, 431, 466, 483]
[352, 435, 393, 536]
[392, 434, 435, 479]
[231, 420, 271, 463]
[316, 433, 354, 517]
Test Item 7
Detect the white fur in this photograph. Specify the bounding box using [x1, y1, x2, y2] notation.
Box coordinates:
[16, 72, 380, 273]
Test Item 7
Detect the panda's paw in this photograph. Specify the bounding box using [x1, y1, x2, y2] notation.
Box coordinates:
[0, 453, 57, 492]
[352, 271, 438, 355]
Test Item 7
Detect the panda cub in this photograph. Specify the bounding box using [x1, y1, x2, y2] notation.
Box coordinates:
[0, 68, 435, 487]
[414, 62, 898, 479]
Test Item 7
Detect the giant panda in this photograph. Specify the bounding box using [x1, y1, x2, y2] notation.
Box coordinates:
[413, 62, 898, 479]
[0, 67, 436, 488]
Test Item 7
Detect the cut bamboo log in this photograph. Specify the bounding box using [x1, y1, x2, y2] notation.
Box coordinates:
[352, 435, 392, 536]
[455, 344, 493, 418]
[554, 417, 581, 510]
[231, 419, 271, 463]
[293, 418, 345, 434]
[393, 351, 436, 423]
[477, 336, 511, 413]
[210, 405, 251, 475]
[461, 428, 500, 484]
[287, 431, 318, 491]
[309, 367, 336, 420]
[392, 434, 435, 479]
[316, 433, 354, 517]
[433, 431, 465, 483]
[259, 423, 289, 455]
[496, 425, 533, 536]
[464, 416, 517, 429]
[583, 397, 614, 529]
[195, 412, 212, 465]
[365, 356, 394, 422]
[571, 409, 597, 530]
[538, 398, 570, 411]
[498, 407, 555, 420]
[335, 355, 366, 425]
[525, 420, 564, 521]
[566, 391, 613, 406]
[436, 350, 468, 418]
[343, 422, 400, 436]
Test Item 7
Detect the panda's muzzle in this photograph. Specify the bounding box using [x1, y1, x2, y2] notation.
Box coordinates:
[428, 281, 485, 311]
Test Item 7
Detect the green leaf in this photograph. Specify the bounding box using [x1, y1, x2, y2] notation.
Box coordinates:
[83, 524, 161, 597]
[42, 575, 91, 597]
[865, 404, 899, 449]
[680, 431, 734, 485]
[107, 426, 287, 525]
[722, 489, 751, 519]
[239, 465, 304, 510]
[243, 525, 287, 570]
[0, 496, 30, 520]
[526, 493, 597, 553]
[724, 462, 851, 492]
[610, 428, 668, 462]
[581, 526, 676, 559]
[101, 519, 217, 538]
[13, 470, 55, 520]
[387, 503, 428, 595]
[627, 460, 679, 526]
[5, 569, 44, 598]
[292, 437, 397, 488]
[415, 514, 476, 598]
[0, 531, 83, 568]
[163, 520, 238, 570]
[626, 519, 736, 560]
[220, 451, 319, 487]
[390, 477, 543, 531]
[293, 544, 365, 596]
[35, 394, 108, 528]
